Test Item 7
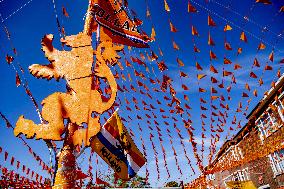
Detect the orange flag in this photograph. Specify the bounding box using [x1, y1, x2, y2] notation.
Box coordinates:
[169, 21, 178, 32]
[164, 0, 170, 12]
[269, 51, 274, 62]
[253, 58, 260, 67]
[224, 57, 232, 64]
[256, 0, 272, 4]
[210, 65, 218, 73]
[234, 64, 242, 70]
[199, 88, 206, 92]
[177, 58, 184, 67]
[257, 42, 266, 50]
[223, 70, 232, 76]
[151, 27, 156, 40]
[250, 72, 258, 78]
[225, 42, 232, 50]
[188, 2, 197, 12]
[264, 65, 273, 70]
[210, 50, 217, 60]
[240, 31, 247, 42]
[192, 26, 199, 36]
[208, 32, 215, 46]
[280, 6, 284, 12]
[211, 77, 218, 83]
[208, 15, 216, 26]
[237, 47, 242, 55]
[259, 78, 264, 85]
[16, 73, 21, 87]
[197, 74, 206, 80]
[196, 62, 203, 70]
[173, 41, 180, 50]
[224, 24, 232, 31]
[194, 45, 200, 53]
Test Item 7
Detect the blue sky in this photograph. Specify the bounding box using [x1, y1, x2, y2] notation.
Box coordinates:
[0, 0, 284, 186]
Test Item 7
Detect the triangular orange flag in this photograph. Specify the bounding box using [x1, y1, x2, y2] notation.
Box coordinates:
[242, 92, 249, 97]
[245, 83, 250, 91]
[188, 2, 197, 13]
[234, 64, 242, 70]
[211, 96, 219, 100]
[16, 73, 21, 87]
[177, 58, 184, 67]
[146, 6, 151, 17]
[210, 50, 217, 60]
[182, 84, 189, 90]
[164, 0, 170, 12]
[240, 31, 247, 42]
[196, 62, 203, 70]
[257, 42, 266, 50]
[199, 88, 206, 92]
[250, 72, 258, 78]
[259, 78, 263, 86]
[264, 65, 273, 70]
[237, 47, 242, 55]
[253, 89, 258, 97]
[256, 0, 272, 4]
[170, 21, 178, 32]
[223, 70, 232, 76]
[280, 6, 284, 12]
[224, 24, 232, 31]
[151, 27, 156, 40]
[208, 15, 216, 26]
[269, 51, 274, 62]
[211, 87, 217, 93]
[208, 32, 215, 46]
[194, 45, 200, 52]
[211, 77, 218, 83]
[197, 74, 206, 80]
[225, 42, 232, 50]
[173, 41, 180, 50]
[210, 65, 218, 73]
[192, 25, 199, 36]
[224, 57, 232, 64]
[253, 58, 260, 67]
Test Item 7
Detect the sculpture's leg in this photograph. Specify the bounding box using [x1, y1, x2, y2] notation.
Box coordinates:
[14, 92, 66, 140]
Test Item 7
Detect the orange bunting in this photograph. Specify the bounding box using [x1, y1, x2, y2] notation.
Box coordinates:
[224, 57, 232, 64]
[182, 84, 189, 90]
[208, 15, 216, 26]
[6, 55, 14, 64]
[180, 71, 188, 77]
[210, 50, 217, 60]
[199, 88, 206, 92]
[188, 1, 197, 12]
[234, 64, 242, 70]
[195, 62, 203, 70]
[194, 45, 200, 52]
[280, 6, 284, 12]
[269, 51, 274, 62]
[16, 73, 21, 87]
[211, 96, 219, 100]
[173, 41, 180, 50]
[240, 31, 247, 42]
[151, 27, 156, 40]
[192, 26, 199, 36]
[210, 65, 218, 73]
[253, 89, 258, 97]
[237, 47, 242, 55]
[250, 72, 258, 78]
[264, 65, 273, 70]
[224, 24, 232, 31]
[164, 0, 170, 12]
[225, 42, 232, 50]
[62, 6, 69, 17]
[245, 83, 250, 91]
[242, 92, 249, 97]
[223, 70, 232, 76]
[253, 58, 260, 67]
[259, 78, 264, 86]
[256, 0, 272, 4]
[211, 77, 218, 83]
[211, 87, 217, 93]
[257, 42, 266, 50]
[197, 74, 206, 80]
[177, 58, 185, 67]
[208, 33, 215, 46]
[169, 21, 178, 32]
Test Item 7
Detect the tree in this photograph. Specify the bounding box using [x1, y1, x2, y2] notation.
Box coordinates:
[165, 181, 179, 187]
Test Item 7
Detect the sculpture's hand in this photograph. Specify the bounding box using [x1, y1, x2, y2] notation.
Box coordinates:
[94, 61, 111, 78]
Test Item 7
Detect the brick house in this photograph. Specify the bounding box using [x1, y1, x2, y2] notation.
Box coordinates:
[205, 74, 284, 189]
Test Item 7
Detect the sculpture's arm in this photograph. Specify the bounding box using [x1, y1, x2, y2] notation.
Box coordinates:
[29, 64, 60, 81]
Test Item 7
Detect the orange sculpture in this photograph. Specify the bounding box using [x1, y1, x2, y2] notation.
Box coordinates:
[14, 32, 123, 146]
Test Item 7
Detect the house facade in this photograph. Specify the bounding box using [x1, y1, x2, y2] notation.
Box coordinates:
[205, 75, 284, 189]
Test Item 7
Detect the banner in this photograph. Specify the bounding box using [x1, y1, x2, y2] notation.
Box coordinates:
[90, 0, 152, 48]
[226, 180, 257, 189]
[90, 110, 146, 180]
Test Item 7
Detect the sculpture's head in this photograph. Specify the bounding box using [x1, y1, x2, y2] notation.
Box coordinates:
[97, 41, 124, 66]
[60, 32, 92, 48]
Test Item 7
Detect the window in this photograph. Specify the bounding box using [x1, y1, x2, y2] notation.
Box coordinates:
[256, 108, 282, 138]
[269, 149, 284, 176]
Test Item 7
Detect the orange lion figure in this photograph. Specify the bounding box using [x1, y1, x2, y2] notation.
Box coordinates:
[14, 32, 123, 146]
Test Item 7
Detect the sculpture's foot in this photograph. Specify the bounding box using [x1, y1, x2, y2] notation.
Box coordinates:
[14, 116, 62, 140]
